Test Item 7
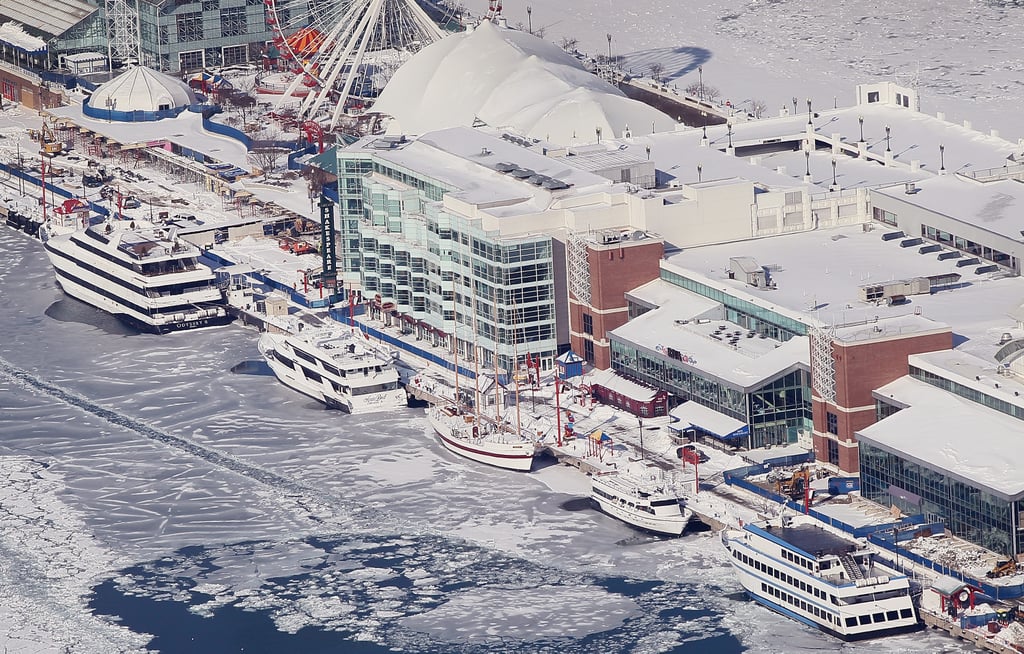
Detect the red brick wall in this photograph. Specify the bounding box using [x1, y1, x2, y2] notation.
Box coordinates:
[812, 329, 952, 474]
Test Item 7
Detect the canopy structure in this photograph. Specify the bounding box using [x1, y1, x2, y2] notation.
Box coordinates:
[670, 402, 750, 441]
[0, 0, 95, 41]
[90, 66, 196, 114]
[0, 21, 48, 54]
[285, 27, 326, 59]
[373, 20, 674, 146]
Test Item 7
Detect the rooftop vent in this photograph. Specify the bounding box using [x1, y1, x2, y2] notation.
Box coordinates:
[494, 162, 517, 173]
[904, 182, 920, 194]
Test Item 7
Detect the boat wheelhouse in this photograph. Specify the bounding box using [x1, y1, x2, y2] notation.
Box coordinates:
[722, 515, 920, 640]
[258, 326, 407, 414]
[43, 219, 233, 333]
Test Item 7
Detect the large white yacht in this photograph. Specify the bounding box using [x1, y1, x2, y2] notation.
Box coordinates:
[42, 219, 233, 333]
[427, 404, 537, 471]
[722, 514, 920, 640]
[590, 468, 693, 536]
[258, 326, 407, 414]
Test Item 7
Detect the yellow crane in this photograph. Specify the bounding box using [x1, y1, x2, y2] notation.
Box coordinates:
[39, 122, 62, 156]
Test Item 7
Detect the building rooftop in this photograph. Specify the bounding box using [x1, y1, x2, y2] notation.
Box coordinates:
[0, 0, 95, 40]
[610, 304, 809, 390]
[858, 381, 1024, 501]
[663, 223, 1024, 361]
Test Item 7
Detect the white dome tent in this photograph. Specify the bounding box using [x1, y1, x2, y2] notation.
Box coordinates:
[372, 20, 674, 146]
[85, 66, 197, 121]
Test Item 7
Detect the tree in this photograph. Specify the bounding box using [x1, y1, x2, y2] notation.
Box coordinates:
[560, 36, 578, 53]
[750, 99, 768, 119]
[649, 62, 665, 83]
[248, 146, 289, 179]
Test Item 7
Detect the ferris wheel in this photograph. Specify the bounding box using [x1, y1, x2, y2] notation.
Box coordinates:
[264, 0, 461, 130]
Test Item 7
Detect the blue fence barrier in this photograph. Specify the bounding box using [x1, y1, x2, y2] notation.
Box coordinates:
[202, 114, 253, 150]
[288, 144, 317, 170]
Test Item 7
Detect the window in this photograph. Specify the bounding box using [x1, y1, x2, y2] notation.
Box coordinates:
[827, 438, 839, 467]
[176, 12, 203, 42]
[582, 312, 593, 335]
[222, 44, 247, 66]
[826, 411, 838, 435]
[178, 50, 204, 71]
[221, 6, 247, 36]
[583, 339, 594, 363]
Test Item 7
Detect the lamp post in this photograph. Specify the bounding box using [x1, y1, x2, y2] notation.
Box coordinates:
[698, 65, 703, 101]
[727, 120, 733, 149]
[637, 417, 645, 461]
[595, 126, 602, 144]
[885, 125, 891, 152]
[939, 143, 946, 172]
[831, 157, 837, 189]
[606, 33, 612, 61]
[697, 164, 702, 182]
[701, 111, 707, 141]
[645, 144, 651, 160]
[806, 98, 812, 126]
[858, 115, 864, 143]
[105, 97, 116, 123]
[526, 5, 532, 34]
[804, 149, 810, 178]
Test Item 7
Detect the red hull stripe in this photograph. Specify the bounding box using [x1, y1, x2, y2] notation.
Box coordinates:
[437, 432, 533, 460]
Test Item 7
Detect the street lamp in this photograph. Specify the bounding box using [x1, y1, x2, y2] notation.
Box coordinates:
[804, 150, 810, 178]
[526, 5, 532, 34]
[606, 33, 612, 61]
[806, 98, 813, 126]
[105, 97, 116, 123]
[595, 126, 602, 143]
[637, 417, 645, 460]
[727, 120, 733, 149]
[939, 143, 946, 172]
[701, 111, 707, 140]
[698, 66, 703, 101]
[697, 163, 702, 182]
[831, 157, 837, 189]
[885, 125, 891, 152]
[858, 115, 864, 143]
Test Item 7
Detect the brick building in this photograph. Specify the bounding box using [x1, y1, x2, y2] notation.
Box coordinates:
[567, 230, 663, 369]
[810, 315, 952, 474]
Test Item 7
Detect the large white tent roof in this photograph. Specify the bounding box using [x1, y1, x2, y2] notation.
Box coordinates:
[372, 20, 674, 146]
[90, 66, 196, 113]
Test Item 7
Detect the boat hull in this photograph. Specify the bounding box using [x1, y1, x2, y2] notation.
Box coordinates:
[590, 480, 691, 536]
[429, 409, 535, 472]
[259, 333, 408, 414]
[51, 269, 234, 333]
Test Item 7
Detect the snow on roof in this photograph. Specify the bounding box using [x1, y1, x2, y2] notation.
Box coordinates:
[373, 20, 675, 146]
[91, 66, 196, 113]
[0, 21, 47, 52]
[610, 303, 809, 390]
[670, 401, 747, 438]
[663, 223, 1024, 360]
[909, 350, 1024, 411]
[625, 279, 695, 310]
[586, 368, 658, 402]
[857, 385, 1024, 501]
[875, 173, 1024, 243]
[0, 0, 94, 39]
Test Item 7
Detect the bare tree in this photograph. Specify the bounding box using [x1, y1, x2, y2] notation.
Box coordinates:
[248, 146, 288, 179]
[750, 99, 768, 119]
[649, 62, 665, 83]
[703, 85, 721, 102]
[685, 82, 720, 102]
[560, 36, 578, 53]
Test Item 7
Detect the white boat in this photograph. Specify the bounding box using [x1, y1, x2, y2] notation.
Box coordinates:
[42, 219, 234, 333]
[258, 326, 408, 414]
[590, 469, 693, 536]
[427, 405, 537, 472]
[722, 514, 920, 640]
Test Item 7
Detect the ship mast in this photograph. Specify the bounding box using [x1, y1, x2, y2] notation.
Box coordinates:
[451, 296, 460, 409]
[511, 292, 522, 435]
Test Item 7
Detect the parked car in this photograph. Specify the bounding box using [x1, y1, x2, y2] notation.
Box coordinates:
[122, 196, 141, 209]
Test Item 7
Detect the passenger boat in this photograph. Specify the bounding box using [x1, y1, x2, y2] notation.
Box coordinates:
[257, 326, 407, 414]
[42, 218, 234, 333]
[590, 469, 693, 536]
[427, 405, 537, 471]
[722, 514, 920, 639]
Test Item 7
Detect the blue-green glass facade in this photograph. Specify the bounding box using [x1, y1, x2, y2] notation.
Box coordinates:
[859, 442, 1020, 556]
[330, 149, 557, 373]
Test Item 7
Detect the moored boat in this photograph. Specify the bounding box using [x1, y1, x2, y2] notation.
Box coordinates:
[722, 513, 920, 640]
[258, 325, 407, 414]
[590, 468, 693, 536]
[42, 218, 233, 333]
[427, 404, 537, 471]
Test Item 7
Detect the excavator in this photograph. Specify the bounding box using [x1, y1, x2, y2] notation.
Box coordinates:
[39, 122, 62, 156]
[987, 559, 1019, 579]
[775, 467, 812, 501]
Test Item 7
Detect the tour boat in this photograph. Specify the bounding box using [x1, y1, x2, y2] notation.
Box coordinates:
[257, 326, 407, 414]
[590, 469, 693, 536]
[722, 514, 920, 639]
[427, 404, 537, 471]
[43, 218, 233, 333]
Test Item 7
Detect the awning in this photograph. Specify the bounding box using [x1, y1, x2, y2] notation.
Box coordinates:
[670, 402, 749, 440]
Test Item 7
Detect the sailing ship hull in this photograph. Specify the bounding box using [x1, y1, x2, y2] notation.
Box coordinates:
[428, 408, 535, 472]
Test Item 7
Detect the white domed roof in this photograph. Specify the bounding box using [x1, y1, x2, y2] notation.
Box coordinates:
[373, 21, 674, 145]
[91, 66, 196, 113]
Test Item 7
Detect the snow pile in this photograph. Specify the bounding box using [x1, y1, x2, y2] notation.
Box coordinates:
[993, 620, 1024, 648]
[372, 20, 674, 145]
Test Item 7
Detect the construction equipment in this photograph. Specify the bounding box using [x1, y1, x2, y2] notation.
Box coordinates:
[987, 559, 1019, 579]
[39, 122, 62, 156]
[775, 467, 812, 501]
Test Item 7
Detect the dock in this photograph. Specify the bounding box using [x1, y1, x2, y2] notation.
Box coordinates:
[921, 610, 1021, 654]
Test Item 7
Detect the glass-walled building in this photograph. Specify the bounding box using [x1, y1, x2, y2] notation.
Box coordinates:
[322, 139, 560, 374]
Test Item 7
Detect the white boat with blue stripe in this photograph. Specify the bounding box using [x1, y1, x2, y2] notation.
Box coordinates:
[722, 514, 920, 640]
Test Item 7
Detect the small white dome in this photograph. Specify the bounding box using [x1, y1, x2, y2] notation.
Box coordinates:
[91, 66, 196, 113]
